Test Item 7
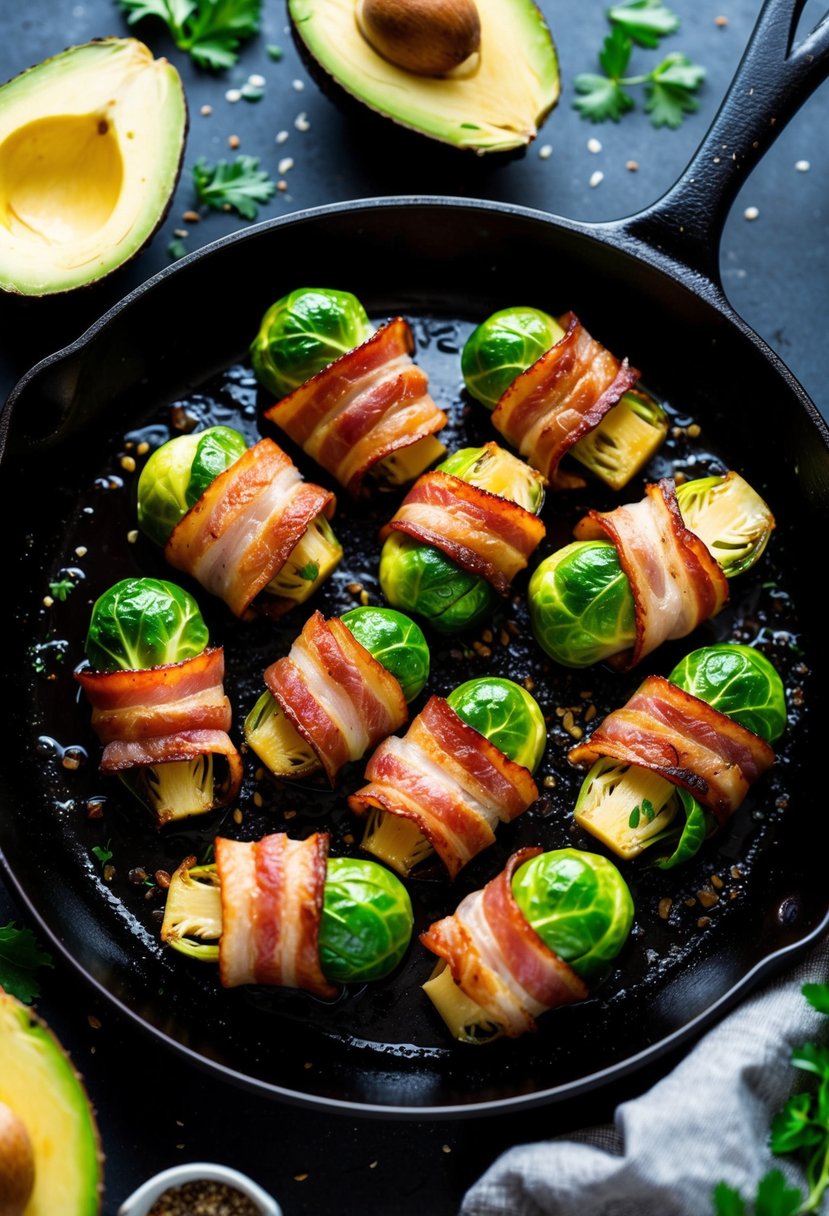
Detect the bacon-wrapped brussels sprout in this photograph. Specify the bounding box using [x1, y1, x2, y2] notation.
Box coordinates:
[462, 305, 667, 491]
[421, 847, 634, 1043]
[259, 287, 447, 493]
[161, 833, 413, 990]
[571, 643, 786, 868]
[137, 425, 341, 618]
[379, 442, 546, 633]
[354, 677, 545, 879]
[76, 578, 242, 826]
[528, 472, 775, 670]
[244, 606, 430, 782]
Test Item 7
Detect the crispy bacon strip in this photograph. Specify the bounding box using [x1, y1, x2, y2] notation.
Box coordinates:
[574, 478, 729, 671]
[421, 848, 588, 1037]
[164, 438, 335, 619]
[264, 611, 408, 785]
[264, 319, 447, 495]
[215, 832, 335, 997]
[568, 674, 775, 824]
[379, 470, 545, 595]
[349, 696, 538, 878]
[491, 312, 639, 490]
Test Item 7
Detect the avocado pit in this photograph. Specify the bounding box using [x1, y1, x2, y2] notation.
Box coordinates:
[0, 1100, 35, 1216]
[356, 0, 481, 77]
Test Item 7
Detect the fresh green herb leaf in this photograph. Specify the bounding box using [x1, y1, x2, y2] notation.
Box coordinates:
[641, 798, 656, 822]
[200, 841, 216, 865]
[573, 72, 635, 123]
[192, 155, 276, 220]
[48, 577, 76, 602]
[92, 841, 114, 867]
[266, 43, 283, 60]
[712, 1182, 747, 1216]
[628, 805, 641, 828]
[608, 0, 680, 49]
[600, 23, 633, 78]
[644, 53, 706, 128]
[298, 561, 320, 582]
[803, 983, 829, 1015]
[754, 1169, 802, 1216]
[116, 0, 261, 70]
[0, 922, 53, 1004]
[770, 1093, 823, 1155]
[168, 238, 188, 260]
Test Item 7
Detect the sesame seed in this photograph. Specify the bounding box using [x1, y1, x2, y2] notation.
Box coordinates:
[538, 144, 552, 159]
[589, 170, 604, 188]
[295, 112, 310, 131]
[88, 1014, 102, 1030]
[200, 104, 213, 116]
[294, 1174, 309, 1182]
[136, 440, 150, 455]
[127, 529, 139, 544]
[120, 454, 136, 473]
[233, 808, 243, 824]
[442, 1144, 452, 1154]
[278, 157, 294, 174]
[369, 1161, 378, 1169]
[626, 160, 639, 172]
[248, 73, 266, 88]
[292, 79, 305, 91]
[795, 159, 811, 172]
[359, 589, 370, 605]
[225, 88, 242, 103]
[697, 916, 712, 928]
[277, 180, 288, 191]
[587, 137, 602, 153]
[744, 205, 760, 220]
[714, 14, 728, 25]
[253, 792, 264, 808]
[276, 130, 290, 144]
[697, 889, 719, 908]
[542, 775, 556, 789]
[686, 422, 701, 438]
[229, 134, 241, 149]
[75, 545, 88, 557]
[173, 228, 188, 238]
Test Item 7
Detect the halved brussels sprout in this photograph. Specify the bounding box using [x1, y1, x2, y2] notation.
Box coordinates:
[265, 516, 343, 606]
[446, 677, 546, 772]
[161, 854, 413, 985]
[574, 643, 786, 866]
[250, 286, 374, 400]
[244, 691, 319, 779]
[379, 532, 496, 634]
[317, 857, 413, 983]
[511, 849, 634, 982]
[422, 962, 502, 1045]
[340, 607, 430, 703]
[462, 307, 566, 409]
[528, 541, 636, 669]
[119, 754, 228, 826]
[675, 472, 774, 578]
[137, 426, 247, 548]
[372, 436, 447, 489]
[568, 390, 669, 492]
[85, 577, 209, 674]
[438, 443, 546, 513]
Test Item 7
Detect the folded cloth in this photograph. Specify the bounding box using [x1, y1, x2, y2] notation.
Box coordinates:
[462, 931, 829, 1216]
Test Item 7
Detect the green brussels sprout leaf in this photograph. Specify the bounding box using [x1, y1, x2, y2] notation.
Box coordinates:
[317, 857, 414, 984]
[675, 473, 775, 579]
[668, 643, 787, 743]
[85, 578, 209, 672]
[341, 606, 430, 703]
[652, 789, 716, 870]
[137, 426, 246, 547]
[437, 444, 546, 513]
[446, 677, 546, 772]
[379, 532, 496, 634]
[186, 427, 248, 508]
[461, 307, 565, 409]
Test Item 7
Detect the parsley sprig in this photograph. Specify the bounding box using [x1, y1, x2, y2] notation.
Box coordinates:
[574, 0, 705, 128]
[714, 982, 829, 1214]
[193, 155, 277, 220]
[116, 0, 262, 70]
[0, 922, 53, 1004]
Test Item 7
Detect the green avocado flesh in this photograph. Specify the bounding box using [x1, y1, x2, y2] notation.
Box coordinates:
[0, 990, 101, 1214]
[0, 38, 186, 296]
[289, 0, 560, 152]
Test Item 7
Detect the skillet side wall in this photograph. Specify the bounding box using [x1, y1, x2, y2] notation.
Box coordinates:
[1, 202, 827, 1115]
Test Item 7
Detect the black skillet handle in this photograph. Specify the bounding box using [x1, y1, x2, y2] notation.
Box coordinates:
[614, 0, 829, 286]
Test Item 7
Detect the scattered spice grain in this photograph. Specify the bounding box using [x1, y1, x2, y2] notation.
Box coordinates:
[658, 898, 672, 920]
[146, 1179, 261, 1215]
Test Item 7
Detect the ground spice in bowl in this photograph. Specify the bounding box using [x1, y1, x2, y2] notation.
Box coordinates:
[147, 1179, 262, 1215]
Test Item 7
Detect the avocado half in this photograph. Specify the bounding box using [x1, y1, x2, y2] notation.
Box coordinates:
[0, 989, 102, 1215]
[0, 38, 187, 297]
[289, 0, 560, 153]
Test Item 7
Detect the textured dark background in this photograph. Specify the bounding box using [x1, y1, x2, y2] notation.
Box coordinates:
[1, 1, 828, 1212]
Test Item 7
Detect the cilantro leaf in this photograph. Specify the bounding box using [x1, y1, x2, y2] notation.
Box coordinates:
[298, 562, 320, 582]
[599, 24, 633, 78]
[712, 1182, 746, 1216]
[628, 804, 641, 828]
[608, 0, 680, 49]
[0, 922, 53, 1004]
[48, 577, 76, 602]
[92, 842, 114, 866]
[770, 1093, 823, 1155]
[115, 0, 261, 69]
[802, 982, 829, 1015]
[192, 155, 276, 220]
[573, 73, 635, 123]
[754, 1170, 802, 1216]
[644, 53, 705, 128]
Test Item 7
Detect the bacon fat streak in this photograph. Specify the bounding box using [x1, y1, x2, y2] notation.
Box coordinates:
[568, 674, 775, 824]
[264, 318, 447, 495]
[421, 848, 588, 1037]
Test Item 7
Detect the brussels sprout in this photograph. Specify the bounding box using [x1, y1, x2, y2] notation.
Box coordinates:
[529, 541, 636, 669]
[137, 426, 247, 548]
[675, 472, 774, 578]
[379, 532, 496, 634]
[317, 857, 413, 983]
[340, 607, 430, 703]
[161, 853, 413, 985]
[264, 516, 343, 606]
[244, 690, 320, 779]
[568, 390, 669, 492]
[446, 677, 546, 772]
[574, 642, 785, 866]
[438, 443, 546, 514]
[668, 644, 787, 743]
[250, 286, 374, 399]
[511, 849, 634, 983]
[85, 577, 209, 672]
[461, 307, 565, 409]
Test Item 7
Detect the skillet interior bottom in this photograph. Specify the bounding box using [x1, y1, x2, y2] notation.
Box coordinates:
[0, 204, 826, 1114]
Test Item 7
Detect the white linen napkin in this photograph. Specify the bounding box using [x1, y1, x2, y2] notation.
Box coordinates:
[462, 933, 829, 1215]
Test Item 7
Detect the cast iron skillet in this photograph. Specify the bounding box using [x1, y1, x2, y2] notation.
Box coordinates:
[1, 0, 829, 1119]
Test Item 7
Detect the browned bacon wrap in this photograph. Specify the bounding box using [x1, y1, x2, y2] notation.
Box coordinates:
[349, 696, 538, 878]
[263, 611, 408, 784]
[574, 478, 729, 670]
[491, 312, 639, 490]
[379, 469, 546, 595]
[75, 648, 243, 814]
[568, 674, 775, 824]
[215, 832, 335, 997]
[263, 318, 447, 495]
[164, 438, 335, 619]
[421, 848, 588, 1037]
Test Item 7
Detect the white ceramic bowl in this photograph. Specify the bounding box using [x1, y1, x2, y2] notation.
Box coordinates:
[116, 1162, 282, 1216]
